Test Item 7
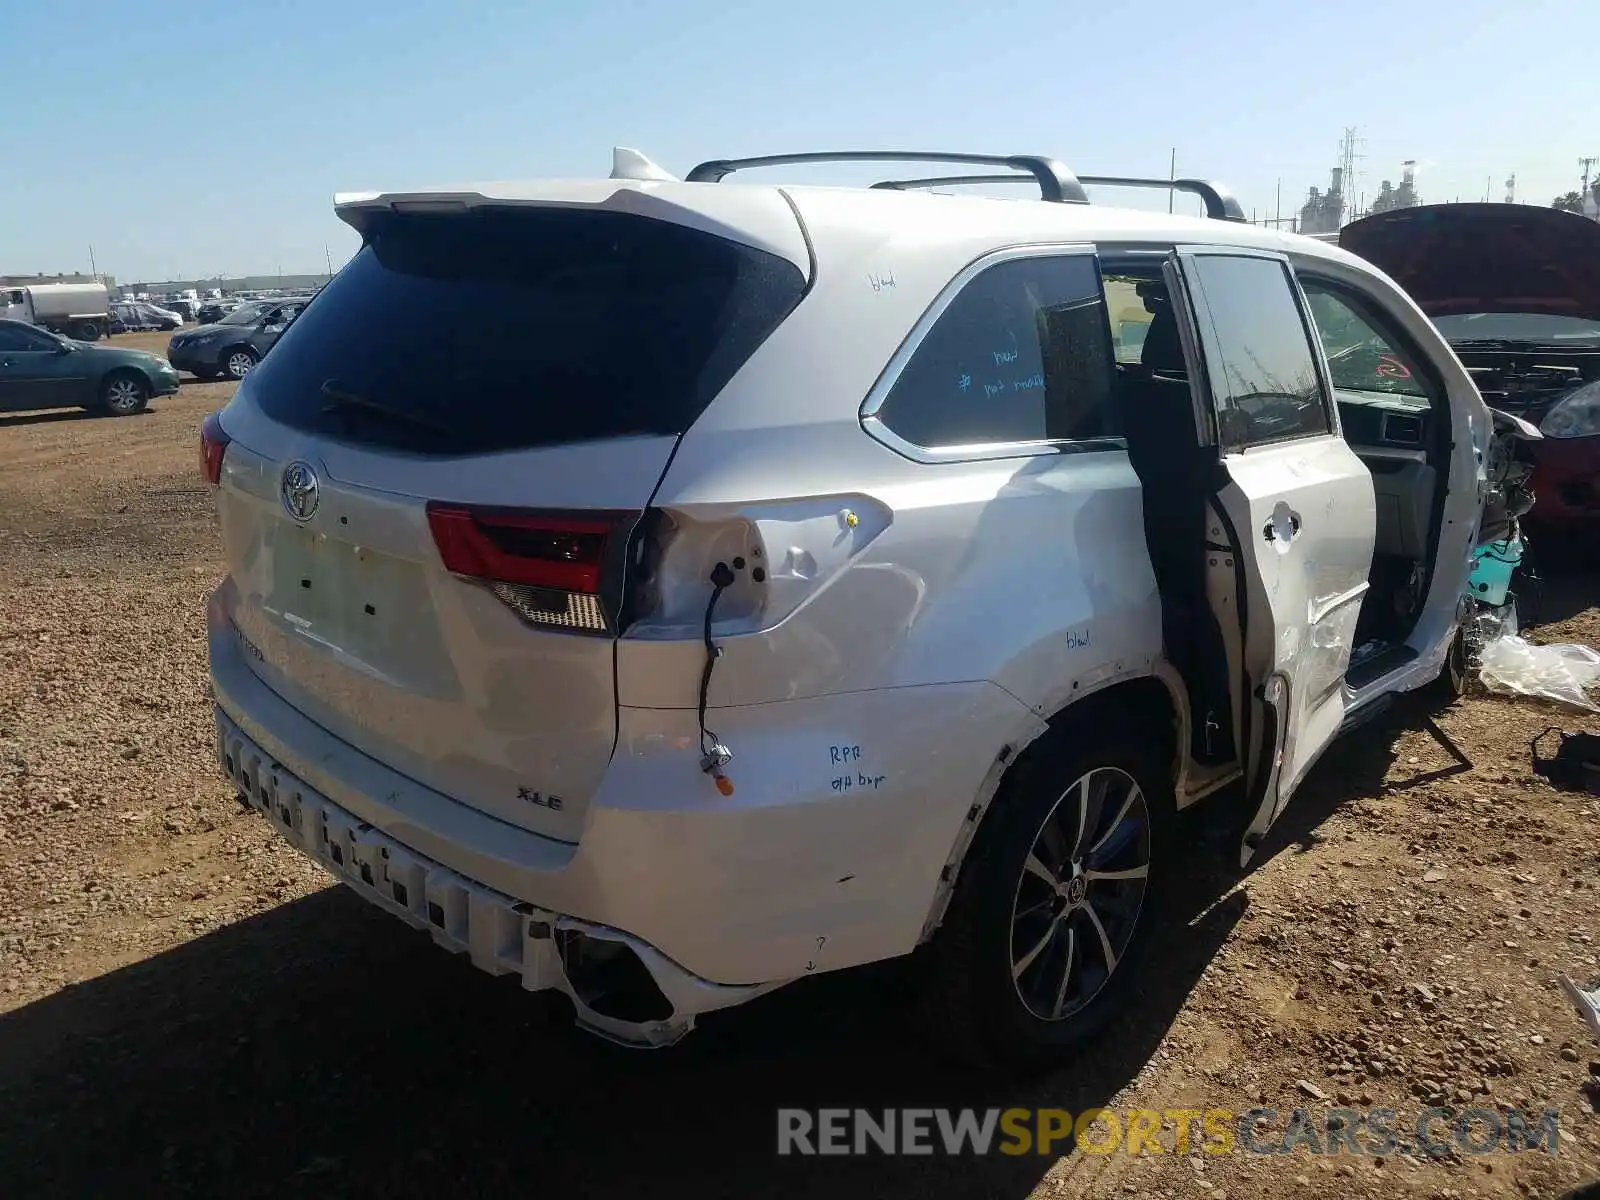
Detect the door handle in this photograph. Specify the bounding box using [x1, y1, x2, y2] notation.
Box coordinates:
[1263, 513, 1302, 542]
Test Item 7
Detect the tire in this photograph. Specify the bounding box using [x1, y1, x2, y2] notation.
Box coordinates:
[71, 319, 102, 341]
[918, 721, 1175, 1076]
[222, 346, 257, 381]
[1425, 626, 1469, 706]
[99, 371, 149, 416]
[191, 368, 221, 381]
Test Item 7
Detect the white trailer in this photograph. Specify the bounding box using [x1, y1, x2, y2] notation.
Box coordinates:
[3, 282, 111, 340]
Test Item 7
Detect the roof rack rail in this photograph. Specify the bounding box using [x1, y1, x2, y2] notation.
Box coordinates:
[871, 170, 1247, 222]
[685, 151, 1089, 204]
[1078, 175, 1245, 222]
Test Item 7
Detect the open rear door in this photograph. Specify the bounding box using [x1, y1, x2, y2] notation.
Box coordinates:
[1169, 248, 1378, 867]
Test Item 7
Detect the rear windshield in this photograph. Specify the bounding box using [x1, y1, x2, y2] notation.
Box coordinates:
[244, 207, 807, 455]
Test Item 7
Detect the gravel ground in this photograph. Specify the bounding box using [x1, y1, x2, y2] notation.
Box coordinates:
[1, 332, 1597, 1198]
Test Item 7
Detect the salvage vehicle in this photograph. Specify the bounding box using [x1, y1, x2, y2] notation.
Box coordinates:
[201, 147, 1530, 1071]
[1341, 204, 1599, 536]
[0, 318, 180, 415]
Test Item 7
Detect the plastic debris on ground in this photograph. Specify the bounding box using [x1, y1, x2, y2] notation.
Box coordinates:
[1560, 974, 1600, 1045]
[1477, 631, 1600, 712]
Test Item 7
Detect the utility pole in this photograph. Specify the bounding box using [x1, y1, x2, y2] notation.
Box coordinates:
[1339, 126, 1365, 225]
[88, 244, 98, 281]
[1275, 178, 1282, 226]
[1581, 157, 1598, 196]
[1168, 147, 1176, 213]
[324, 244, 334, 279]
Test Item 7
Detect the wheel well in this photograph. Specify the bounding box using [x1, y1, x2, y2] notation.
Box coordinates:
[1040, 678, 1179, 776]
[919, 676, 1181, 944]
[101, 367, 144, 390]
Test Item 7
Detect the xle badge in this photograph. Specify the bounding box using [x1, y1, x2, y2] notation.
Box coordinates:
[518, 787, 563, 811]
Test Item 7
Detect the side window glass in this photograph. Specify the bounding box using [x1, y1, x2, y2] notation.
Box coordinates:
[0, 326, 29, 352]
[874, 255, 1118, 450]
[1301, 281, 1429, 398]
[1187, 255, 1330, 448]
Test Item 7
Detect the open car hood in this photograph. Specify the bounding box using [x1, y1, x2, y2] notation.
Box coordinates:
[1339, 203, 1600, 323]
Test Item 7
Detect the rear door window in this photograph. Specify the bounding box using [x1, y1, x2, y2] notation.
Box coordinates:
[244, 208, 808, 455]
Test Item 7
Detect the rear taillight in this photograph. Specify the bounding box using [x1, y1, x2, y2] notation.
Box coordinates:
[200, 411, 231, 486]
[425, 504, 638, 634]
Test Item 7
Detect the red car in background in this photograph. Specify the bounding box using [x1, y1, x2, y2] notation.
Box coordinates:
[1340, 203, 1600, 534]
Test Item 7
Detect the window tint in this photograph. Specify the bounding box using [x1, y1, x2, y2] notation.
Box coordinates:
[1187, 255, 1330, 447]
[244, 208, 808, 455]
[1302, 282, 1429, 398]
[0, 324, 56, 351]
[874, 255, 1117, 450]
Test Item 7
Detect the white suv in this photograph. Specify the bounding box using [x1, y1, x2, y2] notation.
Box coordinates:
[201, 148, 1508, 1071]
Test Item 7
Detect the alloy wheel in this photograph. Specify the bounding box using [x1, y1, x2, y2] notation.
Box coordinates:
[105, 378, 144, 413]
[1008, 765, 1152, 1022]
[227, 351, 254, 379]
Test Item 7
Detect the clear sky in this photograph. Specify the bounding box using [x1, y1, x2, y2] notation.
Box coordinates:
[3, 0, 1596, 282]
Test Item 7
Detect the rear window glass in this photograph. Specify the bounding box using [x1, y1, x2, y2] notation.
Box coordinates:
[244, 208, 807, 455]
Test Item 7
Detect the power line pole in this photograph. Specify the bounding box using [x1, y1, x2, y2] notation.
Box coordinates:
[1338, 126, 1365, 223]
[88, 244, 98, 281]
[1581, 156, 1598, 196]
[1168, 147, 1176, 214]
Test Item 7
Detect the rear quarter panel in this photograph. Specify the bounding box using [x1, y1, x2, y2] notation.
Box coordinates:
[625, 189, 1164, 716]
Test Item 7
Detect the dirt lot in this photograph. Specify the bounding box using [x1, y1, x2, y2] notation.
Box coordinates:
[2, 332, 1597, 1198]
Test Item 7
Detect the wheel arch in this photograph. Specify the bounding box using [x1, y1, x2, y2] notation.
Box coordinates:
[99, 364, 148, 390]
[916, 670, 1187, 945]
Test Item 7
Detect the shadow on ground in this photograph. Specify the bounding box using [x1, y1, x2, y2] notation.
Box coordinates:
[0, 811, 1253, 1199]
[0, 408, 105, 429]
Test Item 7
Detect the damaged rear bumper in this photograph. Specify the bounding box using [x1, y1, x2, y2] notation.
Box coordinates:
[217, 708, 777, 1047]
[207, 587, 1037, 1046]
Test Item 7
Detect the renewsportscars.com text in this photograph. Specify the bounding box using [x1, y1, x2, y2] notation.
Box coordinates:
[776, 1106, 1562, 1157]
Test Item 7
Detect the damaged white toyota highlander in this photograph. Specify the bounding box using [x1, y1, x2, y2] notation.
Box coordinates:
[201, 147, 1531, 1072]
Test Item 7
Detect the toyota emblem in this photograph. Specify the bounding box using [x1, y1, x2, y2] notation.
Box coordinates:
[280, 461, 320, 522]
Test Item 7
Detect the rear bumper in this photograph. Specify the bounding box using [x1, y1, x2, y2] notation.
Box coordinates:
[216, 707, 772, 1046]
[207, 586, 1034, 1040]
[1528, 435, 1600, 526]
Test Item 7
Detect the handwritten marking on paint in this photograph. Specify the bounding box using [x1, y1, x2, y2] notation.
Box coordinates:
[867, 269, 897, 292]
[829, 745, 884, 792]
[832, 772, 887, 793]
[806, 936, 827, 972]
[1065, 628, 1091, 649]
